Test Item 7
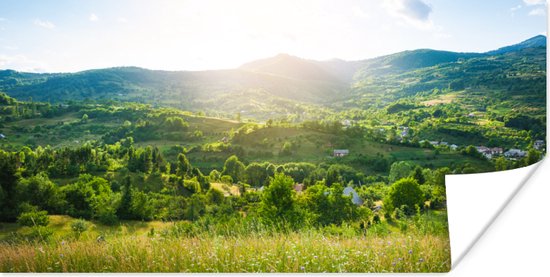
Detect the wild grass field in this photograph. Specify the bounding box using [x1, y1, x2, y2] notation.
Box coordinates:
[0, 215, 451, 273]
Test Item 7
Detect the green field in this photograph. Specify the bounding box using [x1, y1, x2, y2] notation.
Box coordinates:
[0, 215, 450, 273]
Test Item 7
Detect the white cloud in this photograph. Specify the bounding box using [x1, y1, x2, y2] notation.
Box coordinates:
[89, 13, 99, 22]
[117, 17, 128, 23]
[34, 19, 55, 29]
[0, 17, 7, 21]
[523, 0, 546, 5]
[383, 0, 434, 29]
[529, 8, 546, 15]
[384, 0, 432, 21]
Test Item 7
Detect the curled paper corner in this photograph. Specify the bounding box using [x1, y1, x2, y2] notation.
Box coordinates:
[446, 159, 545, 269]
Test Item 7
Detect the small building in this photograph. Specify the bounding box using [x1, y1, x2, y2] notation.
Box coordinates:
[504, 149, 527, 158]
[450, 144, 458, 151]
[0, 133, 5, 139]
[343, 186, 363, 206]
[490, 147, 503, 155]
[220, 136, 229, 143]
[429, 141, 440, 146]
[293, 183, 304, 193]
[333, 149, 349, 157]
[475, 146, 495, 159]
[342, 120, 352, 128]
[534, 140, 545, 151]
[399, 126, 409, 137]
[440, 141, 449, 146]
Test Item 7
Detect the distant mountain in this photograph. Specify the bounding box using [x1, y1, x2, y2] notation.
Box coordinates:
[486, 35, 546, 55]
[0, 35, 545, 119]
[240, 54, 361, 83]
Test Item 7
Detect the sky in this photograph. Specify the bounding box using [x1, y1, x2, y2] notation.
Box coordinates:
[0, 0, 547, 72]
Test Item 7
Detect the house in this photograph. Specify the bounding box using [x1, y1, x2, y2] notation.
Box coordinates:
[220, 136, 229, 143]
[504, 149, 527, 158]
[450, 144, 458, 151]
[342, 120, 352, 128]
[534, 140, 545, 151]
[429, 141, 440, 146]
[320, 186, 363, 206]
[490, 147, 503, 155]
[475, 146, 494, 159]
[293, 183, 304, 193]
[343, 186, 363, 206]
[440, 141, 449, 146]
[333, 149, 349, 157]
[0, 133, 5, 139]
[400, 127, 409, 137]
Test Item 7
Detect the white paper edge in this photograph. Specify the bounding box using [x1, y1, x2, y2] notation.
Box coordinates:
[446, 160, 544, 268]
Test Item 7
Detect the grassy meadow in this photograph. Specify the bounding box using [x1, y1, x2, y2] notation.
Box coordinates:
[0, 215, 450, 273]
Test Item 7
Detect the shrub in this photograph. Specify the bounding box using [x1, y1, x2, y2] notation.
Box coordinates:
[170, 221, 198, 238]
[385, 178, 424, 217]
[17, 210, 49, 227]
[70, 219, 90, 237]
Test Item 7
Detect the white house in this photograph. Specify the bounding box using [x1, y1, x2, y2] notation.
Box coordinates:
[333, 149, 349, 157]
[475, 146, 504, 159]
[534, 140, 545, 151]
[342, 120, 352, 128]
[343, 186, 363, 206]
[504, 149, 527, 158]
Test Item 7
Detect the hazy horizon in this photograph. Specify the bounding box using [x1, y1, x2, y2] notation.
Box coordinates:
[0, 0, 547, 73]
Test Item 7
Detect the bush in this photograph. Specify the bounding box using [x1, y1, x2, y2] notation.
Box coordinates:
[70, 219, 90, 237]
[385, 178, 424, 217]
[170, 221, 198, 238]
[320, 223, 358, 238]
[17, 210, 49, 227]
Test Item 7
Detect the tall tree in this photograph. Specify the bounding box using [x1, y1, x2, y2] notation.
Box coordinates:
[222, 155, 245, 183]
[176, 153, 192, 177]
[117, 175, 134, 220]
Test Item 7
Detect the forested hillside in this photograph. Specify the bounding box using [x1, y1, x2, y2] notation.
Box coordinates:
[0, 36, 546, 123]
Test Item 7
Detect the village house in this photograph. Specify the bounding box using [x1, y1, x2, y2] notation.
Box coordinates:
[534, 140, 545, 151]
[504, 148, 527, 158]
[319, 185, 363, 205]
[399, 126, 409, 137]
[343, 186, 363, 206]
[429, 141, 440, 146]
[333, 149, 349, 157]
[475, 146, 504, 159]
[450, 144, 458, 151]
[293, 183, 304, 193]
[0, 133, 5, 139]
[342, 120, 352, 128]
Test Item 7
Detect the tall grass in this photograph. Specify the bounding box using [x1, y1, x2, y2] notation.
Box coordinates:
[0, 231, 450, 272]
[0, 214, 451, 272]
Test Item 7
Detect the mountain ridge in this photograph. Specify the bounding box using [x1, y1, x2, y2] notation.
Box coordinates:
[0, 35, 545, 120]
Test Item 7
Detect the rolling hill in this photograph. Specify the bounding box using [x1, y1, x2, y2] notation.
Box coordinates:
[0, 35, 546, 121]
